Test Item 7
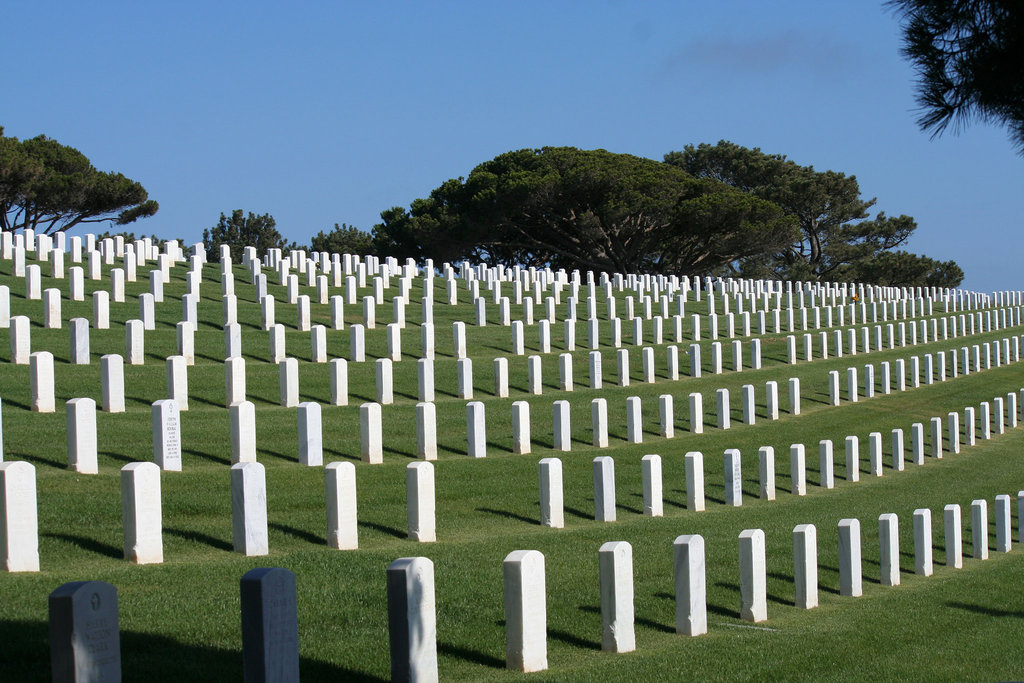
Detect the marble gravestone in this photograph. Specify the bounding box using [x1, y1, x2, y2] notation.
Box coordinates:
[49, 581, 121, 682]
[152, 400, 182, 472]
[387, 557, 438, 683]
[240, 567, 300, 683]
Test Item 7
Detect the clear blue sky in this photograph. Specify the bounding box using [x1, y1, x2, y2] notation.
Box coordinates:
[5, 1, 1020, 292]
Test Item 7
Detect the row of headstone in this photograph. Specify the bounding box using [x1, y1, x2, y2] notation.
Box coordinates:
[517, 386, 1023, 527]
[4, 229, 1018, 324]
[1, 451, 437, 570]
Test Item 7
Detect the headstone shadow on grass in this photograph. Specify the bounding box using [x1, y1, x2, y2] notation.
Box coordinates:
[548, 627, 600, 651]
[578, 603, 675, 634]
[945, 602, 1024, 618]
[184, 447, 230, 466]
[98, 449, 134, 464]
[0, 618, 386, 682]
[268, 521, 322, 545]
[436, 640, 505, 669]
[475, 506, 537, 526]
[357, 519, 405, 539]
[563, 505, 591, 521]
[163, 526, 233, 552]
[42, 532, 122, 559]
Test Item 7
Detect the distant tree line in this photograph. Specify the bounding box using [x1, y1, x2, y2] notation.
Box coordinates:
[366, 144, 963, 287]
[204, 143, 962, 287]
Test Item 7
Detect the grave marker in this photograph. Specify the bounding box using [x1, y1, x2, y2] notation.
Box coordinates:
[0, 461, 39, 572]
[793, 524, 817, 609]
[49, 581, 121, 682]
[66, 398, 98, 474]
[240, 567, 300, 683]
[593, 456, 616, 522]
[121, 462, 163, 564]
[151, 399, 182, 472]
[325, 461, 358, 550]
[739, 529, 767, 622]
[407, 462, 436, 542]
[673, 534, 707, 636]
[231, 462, 269, 556]
[538, 458, 564, 528]
[387, 557, 438, 683]
[598, 541, 636, 653]
[503, 550, 547, 672]
[879, 513, 900, 586]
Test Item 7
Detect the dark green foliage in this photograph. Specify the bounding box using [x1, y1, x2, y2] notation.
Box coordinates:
[372, 147, 797, 275]
[0, 126, 158, 234]
[847, 249, 965, 288]
[202, 209, 294, 263]
[665, 141, 963, 286]
[309, 223, 374, 256]
[889, 0, 1024, 153]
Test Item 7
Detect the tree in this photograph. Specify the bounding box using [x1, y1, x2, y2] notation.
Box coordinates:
[202, 210, 294, 263]
[889, 0, 1024, 152]
[847, 250, 964, 288]
[373, 147, 797, 275]
[310, 223, 374, 256]
[664, 141, 961, 286]
[0, 126, 158, 234]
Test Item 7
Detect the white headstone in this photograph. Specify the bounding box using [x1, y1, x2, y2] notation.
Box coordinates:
[466, 401, 486, 458]
[738, 529, 767, 622]
[913, 508, 933, 576]
[125, 319, 145, 365]
[297, 402, 323, 466]
[879, 513, 900, 587]
[406, 462, 436, 543]
[152, 399, 182, 471]
[66, 398, 98, 474]
[361, 402, 383, 464]
[838, 518, 863, 597]
[790, 444, 806, 496]
[793, 524, 817, 608]
[121, 462, 163, 564]
[503, 549, 547, 672]
[166, 355, 188, 410]
[231, 462, 269, 556]
[593, 456, 616, 522]
[279, 357, 299, 407]
[598, 541, 635, 653]
[673, 534, 707, 636]
[230, 401, 257, 464]
[724, 449, 742, 506]
[48, 580, 121, 680]
[538, 458, 563, 529]
[325, 461, 358, 549]
[386, 557, 438, 682]
[625, 396, 642, 443]
[30, 351, 55, 412]
[0, 461, 39, 572]
[641, 454, 663, 517]
[330, 358, 349, 406]
[944, 503, 962, 568]
[758, 446, 775, 500]
[685, 451, 705, 511]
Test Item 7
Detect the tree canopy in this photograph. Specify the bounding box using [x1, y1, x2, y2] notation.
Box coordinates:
[665, 141, 962, 286]
[310, 223, 374, 256]
[889, 0, 1024, 153]
[372, 147, 797, 275]
[0, 126, 158, 234]
[203, 210, 294, 263]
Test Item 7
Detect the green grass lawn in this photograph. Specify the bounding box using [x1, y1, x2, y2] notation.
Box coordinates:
[2, 253, 1024, 681]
